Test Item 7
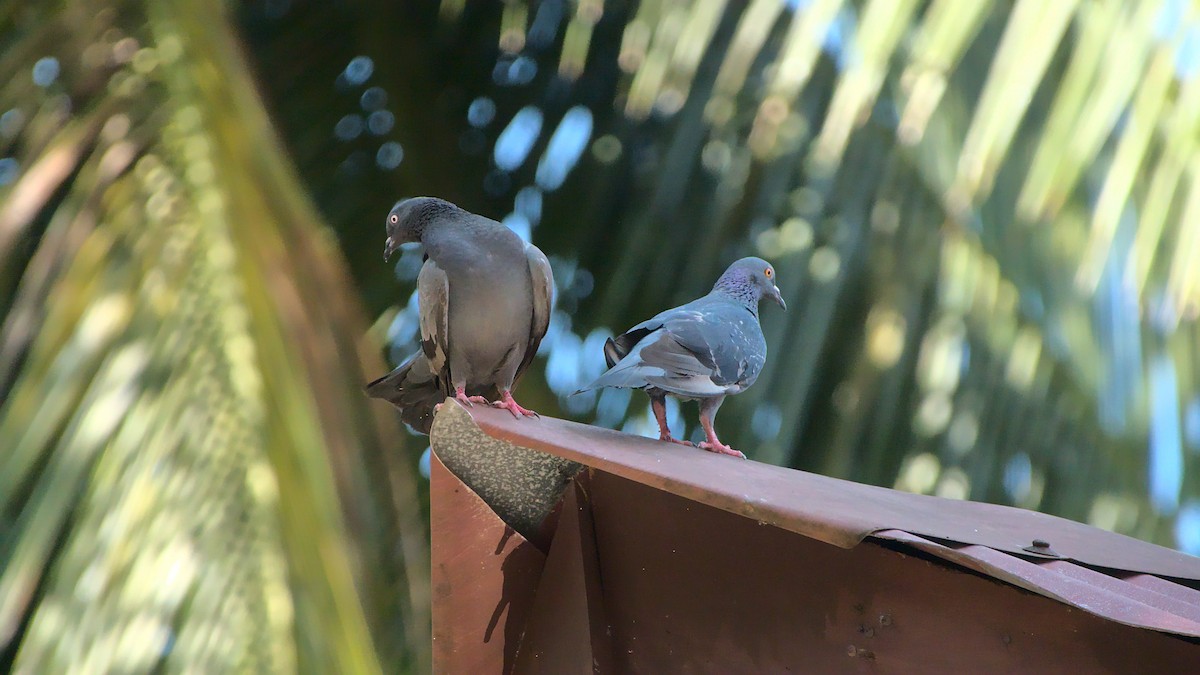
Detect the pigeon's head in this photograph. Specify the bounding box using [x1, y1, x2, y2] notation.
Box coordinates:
[715, 257, 786, 310]
[384, 197, 458, 260]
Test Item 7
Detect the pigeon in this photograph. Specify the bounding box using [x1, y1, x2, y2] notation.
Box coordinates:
[366, 197, 553, 433]
[577, 257, 785, 459]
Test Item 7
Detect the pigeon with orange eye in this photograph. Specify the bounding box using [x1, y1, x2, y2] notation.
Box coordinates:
[576, 257, 784, 458]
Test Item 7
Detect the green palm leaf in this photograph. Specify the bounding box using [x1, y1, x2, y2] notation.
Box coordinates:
[1, 1, 429, 672]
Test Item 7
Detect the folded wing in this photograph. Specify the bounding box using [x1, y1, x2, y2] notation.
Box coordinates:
[515, 243, 553, 381]
[418, 259, 450, 377]
[579, 326, 731, 398]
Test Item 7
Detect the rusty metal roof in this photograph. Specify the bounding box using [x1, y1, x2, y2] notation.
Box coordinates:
[462, 404, 1200, 639]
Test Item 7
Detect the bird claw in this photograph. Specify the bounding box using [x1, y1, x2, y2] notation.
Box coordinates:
[699, 441, 746, 459]
[659, 435, 695, 447]
[453, 390, 490, 407]
[493, 392, 538, 419]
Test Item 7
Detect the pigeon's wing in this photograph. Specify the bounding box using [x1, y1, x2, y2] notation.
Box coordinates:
[602, 301, 702, 367]
[418, 258, 451, 378]
[581, 294, 766, 397]
[578, 324, 731, 398]
[515, 242, 553, 380]
[663, 303, 765, 391]
[637, 329, 731, 396]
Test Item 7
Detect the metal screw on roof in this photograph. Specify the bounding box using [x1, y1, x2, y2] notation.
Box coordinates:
[846, 646, 875, 660]
[1022, 538, 1061, 556]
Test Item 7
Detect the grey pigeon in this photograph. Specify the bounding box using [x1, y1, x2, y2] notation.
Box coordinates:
[366, 197, 553, 433]
[577, 257, 784, 458]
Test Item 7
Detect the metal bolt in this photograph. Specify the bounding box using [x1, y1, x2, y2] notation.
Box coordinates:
[879, 613, 893, 627]
[1023, 539, 1061, 556]
[846, 646, 875, 659]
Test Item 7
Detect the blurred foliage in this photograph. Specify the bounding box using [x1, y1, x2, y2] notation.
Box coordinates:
[243, 0, 1199, 554]
[3, 0, 1200, 672]
[0, 0, 428, 673]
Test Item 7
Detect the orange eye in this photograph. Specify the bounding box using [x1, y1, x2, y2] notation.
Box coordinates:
[764, 267, 773, 278]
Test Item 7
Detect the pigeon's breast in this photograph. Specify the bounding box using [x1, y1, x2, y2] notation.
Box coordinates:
[446, 255, 533, 369]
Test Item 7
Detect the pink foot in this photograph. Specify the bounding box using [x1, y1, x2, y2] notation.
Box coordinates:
[698, 441, 746, 459]
[660, 434, 694, 447]
[492, 390, 538, 419]
[454, 388, 490, 407]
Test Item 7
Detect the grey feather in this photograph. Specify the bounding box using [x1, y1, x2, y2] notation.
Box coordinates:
[579, 329, 729, 397]
[364, 352, 444, 434]
[517, 243, 554, 380]
[418, 259, 449, 374]
[579, 256, 784, 456]
[367, 197, 553, 432]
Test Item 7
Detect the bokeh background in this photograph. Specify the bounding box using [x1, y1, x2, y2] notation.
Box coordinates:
[3, 0, 1200, 671]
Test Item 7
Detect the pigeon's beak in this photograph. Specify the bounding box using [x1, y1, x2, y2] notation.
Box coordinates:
[769, 285, 786, 310]
[383, 236, 398, 262]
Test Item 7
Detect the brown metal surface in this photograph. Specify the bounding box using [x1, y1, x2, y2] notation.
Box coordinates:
[430, 399, 580, 547]
[873, 529, 1200, 638]
[513, 479, 615, 674]
[464, 405, 1200, 582]
[429, 453, 546, 673]
[429, 408, 1200, 673]
[586, 470, 1200, 673]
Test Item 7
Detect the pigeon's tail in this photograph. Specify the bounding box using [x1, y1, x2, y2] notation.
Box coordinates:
[571, 332, 652, 397]
[575, 328, 730, 399]
[574, 341, 657, 395]
[365, 352, 447, 434]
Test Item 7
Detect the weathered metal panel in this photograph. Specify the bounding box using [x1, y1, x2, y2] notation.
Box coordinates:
[466, 405, 1200, 581]
[429, 453, 545, 673]
[872, 529, 1200, 638]
[587, 471, 1200, 673]
[1120, 571, 1200, 612]
[430, 401, 580, 546]
[513, 479, 615, 673]
[428, 403, 1200, 673]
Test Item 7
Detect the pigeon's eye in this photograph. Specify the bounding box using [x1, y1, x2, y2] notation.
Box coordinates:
[764, 267, 773, 279]
[389, 214, 399, 224]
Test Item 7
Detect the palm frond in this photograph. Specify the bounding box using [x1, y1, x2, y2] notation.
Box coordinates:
[403, 0, 1198, 547]
[0, 1, 429, 671]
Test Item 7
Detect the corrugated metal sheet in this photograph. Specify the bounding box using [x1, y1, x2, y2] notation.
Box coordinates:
[872, 529, 1200, 638]
[462, 404, 1200, 639]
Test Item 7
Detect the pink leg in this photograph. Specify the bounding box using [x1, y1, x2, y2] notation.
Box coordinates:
[697, 409, 745, 459]
[492, 390, 538, 419]
[454, 387, 491, 407]
[651, 397, 693, 446]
